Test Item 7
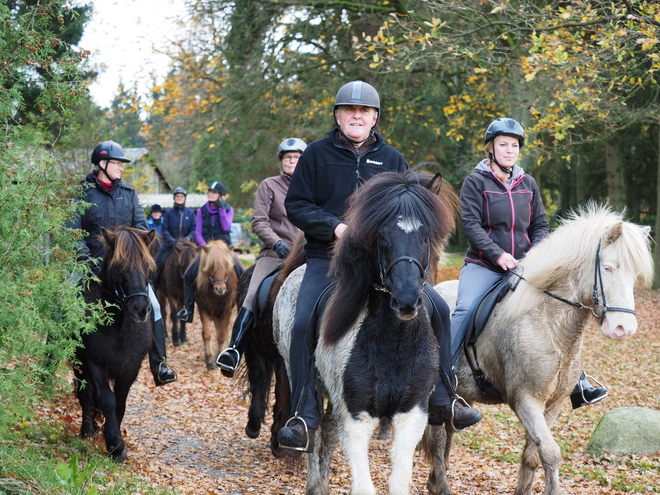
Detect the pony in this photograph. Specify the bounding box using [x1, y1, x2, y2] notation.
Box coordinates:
[155, 238, 197, 346]
[74, 226, 157, 462]
[274, 170, 459, 495]
[426, 205, 654, 495]
[195, 240, 238, 369]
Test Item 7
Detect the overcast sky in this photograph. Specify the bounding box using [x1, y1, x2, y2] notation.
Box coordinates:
[78, 0, 188, 108]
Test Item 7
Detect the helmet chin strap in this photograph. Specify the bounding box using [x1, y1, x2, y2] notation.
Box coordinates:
[489, 149, 513, 178]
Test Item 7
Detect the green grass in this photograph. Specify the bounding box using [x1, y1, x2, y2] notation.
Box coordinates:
[0, 418, 178, 495]
[438, 252, 465, 268]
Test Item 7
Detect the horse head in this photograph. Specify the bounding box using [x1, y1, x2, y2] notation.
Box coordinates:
[100, 227, 157, 323]
[198, 240, 234, 296]
[596, 221, 653, 341]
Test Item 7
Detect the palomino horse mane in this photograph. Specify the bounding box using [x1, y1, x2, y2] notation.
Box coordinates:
[100, 227, 156, 281]
[196, 240, 234, 291]
[324, 169, 459, 346]
[508, 204, 654, 319]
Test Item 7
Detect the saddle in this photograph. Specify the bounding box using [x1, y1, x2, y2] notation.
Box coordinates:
[457, 271, 518, 401]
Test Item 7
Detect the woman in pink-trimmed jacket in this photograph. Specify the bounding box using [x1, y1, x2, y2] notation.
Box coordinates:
[452, 117, 607, 410]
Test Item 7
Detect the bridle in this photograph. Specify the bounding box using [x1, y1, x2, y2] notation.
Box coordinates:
[512, 240, 635, 321]
[373, 242, 430, 294]
[208, 275, 229, 285]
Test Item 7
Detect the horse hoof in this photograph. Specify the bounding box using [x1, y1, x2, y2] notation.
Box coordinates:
[109, 443, 127, 463]
[173, 339, 181, 347]
[206, 362, 216, 371]
[245, 423, 261, 439]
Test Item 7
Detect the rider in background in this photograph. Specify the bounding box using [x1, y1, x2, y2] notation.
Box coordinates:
[176, 181, 243, 323]
[216, 137, 307, 377]
[146, 204, 164, 237]
[277, 80, 481, 453]
[154, 187, 196, 283]
[68, 140, 177, 386]
[451, 117, 607, 409]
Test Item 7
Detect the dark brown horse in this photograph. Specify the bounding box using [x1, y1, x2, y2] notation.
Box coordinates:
[75, 226, 157, 462]
[155, 238, 197, 346]
[196, 240, 238, 369]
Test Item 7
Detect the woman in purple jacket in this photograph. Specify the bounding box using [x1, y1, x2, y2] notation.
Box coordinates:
[452, 117, 607, 409]
[177, 181, 243, 323]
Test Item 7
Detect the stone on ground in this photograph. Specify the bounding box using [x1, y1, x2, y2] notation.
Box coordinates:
[586, 407, 660, 456]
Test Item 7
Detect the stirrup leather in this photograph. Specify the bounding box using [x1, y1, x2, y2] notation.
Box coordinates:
[280, 416, 311, 452]
[216, 347, 240, 371]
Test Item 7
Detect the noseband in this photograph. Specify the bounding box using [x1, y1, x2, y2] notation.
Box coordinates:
[515, 240, 636, 321]
[374, 244, 430, 294]
[209, 275, 228, 285]
[111, 284, 150, 305]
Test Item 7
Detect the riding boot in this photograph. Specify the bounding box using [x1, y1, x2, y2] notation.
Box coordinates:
[570, 370, 608, 409]
[149, 318, 178, 386]
[425, 284, 482, 430]
[176, 259, 197, 323]
[216, 307, 254, 378]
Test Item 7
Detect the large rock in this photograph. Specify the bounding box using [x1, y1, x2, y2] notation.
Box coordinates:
[586, 407, 660, 456]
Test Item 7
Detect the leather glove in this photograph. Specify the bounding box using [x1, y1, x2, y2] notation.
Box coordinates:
[215, 200, 229, 210]
[273, 240, 290, 259]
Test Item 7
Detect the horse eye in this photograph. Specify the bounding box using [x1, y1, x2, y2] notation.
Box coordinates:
[603, 265, 613, 273]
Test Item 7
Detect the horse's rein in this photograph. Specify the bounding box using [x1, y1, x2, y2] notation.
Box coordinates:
[511, 240, 636, 321]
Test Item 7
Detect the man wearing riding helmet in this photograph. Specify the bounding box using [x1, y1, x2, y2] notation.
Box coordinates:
[277, 81, 481, 453]
[452, 117, 607, 410]
[216, 137, 306, 378]
[67, 140, 177, 386]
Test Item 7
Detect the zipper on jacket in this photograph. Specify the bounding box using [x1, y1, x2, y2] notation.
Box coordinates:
[355, 152, 361, 192]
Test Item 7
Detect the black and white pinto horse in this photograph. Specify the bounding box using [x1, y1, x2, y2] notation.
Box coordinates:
[274, 170, 459, 495]
[427, 205, 654, 495]
[75, 226, 157, 462]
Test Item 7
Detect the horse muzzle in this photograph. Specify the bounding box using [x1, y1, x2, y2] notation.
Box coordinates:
[213, 284, 228, 296]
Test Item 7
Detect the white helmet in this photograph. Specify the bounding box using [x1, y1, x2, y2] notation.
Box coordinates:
[277, 138, 307, 159]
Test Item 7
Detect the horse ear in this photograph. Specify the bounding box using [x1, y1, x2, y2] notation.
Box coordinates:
[145, 229, 157, 245]
[641, 225, 651, 238]
[428, 173, 443, 194]
[101, 227, 115, 245]
[604, 221, 623, 245]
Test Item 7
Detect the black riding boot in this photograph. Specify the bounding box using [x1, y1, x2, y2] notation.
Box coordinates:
[149, 318, 178, 386]
[217, 307, 254, 378]
[570, 371, 607, 409]
[176, 259, 197, 323]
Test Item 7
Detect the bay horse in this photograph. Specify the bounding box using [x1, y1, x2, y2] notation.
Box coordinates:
[426, 205, 654, 495]
[274, 170, 459, 495]
[196, 240, 237, 369]
[155, 238, 197, 346]
[75, 226, 157, 462]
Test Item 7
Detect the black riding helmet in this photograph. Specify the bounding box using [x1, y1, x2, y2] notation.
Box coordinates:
[484, 118, 525, 178]
[173, 187, 187, 197]
[91, 140, 131, 165]
[208, 181, 227, 196]
[334, 80, 380, 129]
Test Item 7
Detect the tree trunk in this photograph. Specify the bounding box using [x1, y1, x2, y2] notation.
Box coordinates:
[605, 139, 625, 210]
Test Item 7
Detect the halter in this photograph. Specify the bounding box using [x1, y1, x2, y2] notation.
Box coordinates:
[374, 243, 430, 293]
[513, 240, 636, 321]
[209, 275, 229, 285]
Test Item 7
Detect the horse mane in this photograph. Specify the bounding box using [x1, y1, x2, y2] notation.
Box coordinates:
[175, 238, 198, 266]
[197, 240, 234, 291]
[100, 227, 156, 282]
[511, 203, 654, 315]
[324, 169, 459, 345]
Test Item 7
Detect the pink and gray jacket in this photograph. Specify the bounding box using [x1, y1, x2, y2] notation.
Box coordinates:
[461, 159, 549, 272]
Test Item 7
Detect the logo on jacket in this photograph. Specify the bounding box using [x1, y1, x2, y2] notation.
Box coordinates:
[366, 159, 383, 165]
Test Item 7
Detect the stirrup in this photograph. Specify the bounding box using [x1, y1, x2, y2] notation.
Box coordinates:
[156, 360, 178, 385]
[279, 416, 311, 452]
[175, 308, 189, 321]
[216, 347, 240, 372]
[573, 372, 608, 408]
[448, 395, 472, 433]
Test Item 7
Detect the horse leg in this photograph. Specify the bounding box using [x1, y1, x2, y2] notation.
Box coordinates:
[270, 356, 290, 458]
[423, 423, 454, 495]
[74, 365, 98, 439]
[168, 299, 180, 346]
[245, 347, 270, 439]
[306, 407, 339, 495]
[388, 407, 428, 495]
[339, 412, 379, 495]
[214, 309, 232, 363]
[514, 397, 562, 495]
[200, 314, 215, 370]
